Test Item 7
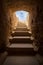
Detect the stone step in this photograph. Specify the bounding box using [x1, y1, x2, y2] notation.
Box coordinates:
[6, 44, 36, 56]
[9, 36, 33, 43]
[14, 27, 30, 31]
[11, 31, 32, 36]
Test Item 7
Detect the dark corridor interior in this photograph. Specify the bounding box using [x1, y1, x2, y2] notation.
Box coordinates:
[0, 0, 43, 65]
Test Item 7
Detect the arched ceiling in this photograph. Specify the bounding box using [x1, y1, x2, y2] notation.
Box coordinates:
[3, 0, 37, 12]
[2, 0, 38, 29]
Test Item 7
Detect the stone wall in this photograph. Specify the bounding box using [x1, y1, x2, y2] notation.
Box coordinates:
[0, 0, 11, 52]
[32, 1, 43, 52]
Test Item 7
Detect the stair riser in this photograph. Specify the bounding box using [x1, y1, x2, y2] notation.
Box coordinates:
[7, 48, 36, 56]
[14, 28, 29, 31]
[11, 32, 31, 36]
[9, 39, 33, 43]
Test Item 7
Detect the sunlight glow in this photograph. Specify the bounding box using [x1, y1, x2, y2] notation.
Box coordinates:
[12, 10, 30, 29]
[15, 11, 29, 22]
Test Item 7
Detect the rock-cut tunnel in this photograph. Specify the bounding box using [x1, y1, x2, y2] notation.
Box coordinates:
[0, 0, 43, 65]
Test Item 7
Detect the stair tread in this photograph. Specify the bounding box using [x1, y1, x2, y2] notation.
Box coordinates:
[15, 31, 29, 32]
[9, 36, 31, 39]
[9, 36, 34, 40]
[8, 44, 33, 48]
[12, 30, 31, 34]
[14, 28, 30, 31]
[16, 27, 27, 28]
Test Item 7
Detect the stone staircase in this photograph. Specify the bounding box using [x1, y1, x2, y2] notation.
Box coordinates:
[7, 27, 36, 56]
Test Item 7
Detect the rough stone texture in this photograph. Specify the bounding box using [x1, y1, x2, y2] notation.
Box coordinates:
[3, 56, 39, 65]
[0, 0, 43, 53]
[0, 0, 11, 50]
